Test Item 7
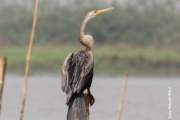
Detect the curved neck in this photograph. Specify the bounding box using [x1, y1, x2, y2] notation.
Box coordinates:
[79, 16, 93, 51]
[79, 16, 89, 40]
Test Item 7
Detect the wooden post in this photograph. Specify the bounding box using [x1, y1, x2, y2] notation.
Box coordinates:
[84, 93, 90, 120]
[117, 71, 128, 120]
[19, 1, 39, 120]
[0, 57, 7, 115]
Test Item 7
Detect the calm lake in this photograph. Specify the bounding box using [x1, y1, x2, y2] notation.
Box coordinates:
[1, 75, 180, 120]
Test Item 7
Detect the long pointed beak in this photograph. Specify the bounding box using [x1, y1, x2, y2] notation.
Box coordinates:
[95, 7, 113, 16]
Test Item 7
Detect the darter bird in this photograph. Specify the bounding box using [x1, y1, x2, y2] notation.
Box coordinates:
[61, 7, 113, 120]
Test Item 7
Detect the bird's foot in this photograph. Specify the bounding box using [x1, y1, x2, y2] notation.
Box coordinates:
[87, 93, 95, 106]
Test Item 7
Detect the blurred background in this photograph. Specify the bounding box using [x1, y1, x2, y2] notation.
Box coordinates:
[0, 0, 180, 120]
[0, 0, 180, 75]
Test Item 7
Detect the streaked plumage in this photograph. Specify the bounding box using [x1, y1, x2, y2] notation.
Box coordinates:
[62, 51, 94, 120]
[61, 51, 93, 105]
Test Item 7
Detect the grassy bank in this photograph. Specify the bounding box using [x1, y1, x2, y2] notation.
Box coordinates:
[1, 45, 180, 76]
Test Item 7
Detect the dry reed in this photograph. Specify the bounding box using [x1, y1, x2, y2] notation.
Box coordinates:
[117, 71, 129, 120]
[0, 57, 7, 115]
[19, 1, 39, 120]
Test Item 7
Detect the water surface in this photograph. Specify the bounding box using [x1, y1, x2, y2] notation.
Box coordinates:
[1, 76, 180, 120]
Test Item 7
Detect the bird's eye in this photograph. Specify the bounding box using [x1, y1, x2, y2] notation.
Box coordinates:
[94, 10, 97, 13]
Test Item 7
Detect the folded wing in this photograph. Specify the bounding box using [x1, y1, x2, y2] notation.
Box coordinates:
[61, 51, 93, 105]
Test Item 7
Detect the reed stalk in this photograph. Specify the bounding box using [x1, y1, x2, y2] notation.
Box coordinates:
[0, 57, 7, 115]
[117, 71, 129, 120]
[19, 1, 39, 120]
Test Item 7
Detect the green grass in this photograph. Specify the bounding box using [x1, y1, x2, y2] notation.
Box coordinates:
[1, 45, 180, 76]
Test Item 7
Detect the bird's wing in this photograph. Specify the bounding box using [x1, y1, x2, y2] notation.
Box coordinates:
[61, 53, 75, 92]
[72, 52, 93, 93]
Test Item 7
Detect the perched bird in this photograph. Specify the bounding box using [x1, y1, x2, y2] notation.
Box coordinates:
[61, 7, 113, 120]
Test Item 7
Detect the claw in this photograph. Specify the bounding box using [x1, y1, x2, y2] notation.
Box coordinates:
[84, 92, 95, 106]
[87, 93, 95, 106]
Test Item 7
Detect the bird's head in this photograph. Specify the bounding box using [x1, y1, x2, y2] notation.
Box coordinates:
[86, 7, 113, 19]
[80, 7, 113, 51]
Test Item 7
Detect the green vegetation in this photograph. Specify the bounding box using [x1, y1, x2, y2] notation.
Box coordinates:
[1, 45, 180, 76]
[1, 0, 180, 75]
[0, 0, 180, 46]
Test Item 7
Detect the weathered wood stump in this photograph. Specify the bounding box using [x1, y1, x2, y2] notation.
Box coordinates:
[84, 93, 90, 120]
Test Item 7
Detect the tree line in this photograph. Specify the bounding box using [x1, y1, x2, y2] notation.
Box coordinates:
[0, 0, 180, 46]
